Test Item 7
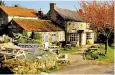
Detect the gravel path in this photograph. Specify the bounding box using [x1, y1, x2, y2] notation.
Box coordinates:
[51, 63, 114, 74]
[51, 45, 114, 74]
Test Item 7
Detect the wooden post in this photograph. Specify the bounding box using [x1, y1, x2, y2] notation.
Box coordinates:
[3, 55, 7, 62]
[105, 38, 108, 54]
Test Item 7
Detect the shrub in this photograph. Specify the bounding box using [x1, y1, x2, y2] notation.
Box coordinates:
[87, 40, 93, 44]
[85, 54, 93, 60]
[32, 32, 41, 40]
[71, 42, 77, 47]
[52, 41, 58, 46]
[40, 65, 60, 73]
[57, 42, 62, 47]
[85, 51, 99, 60]
[18, 37, 27, 43]
[31, 33, 42, 47]
[2, 51, 60, 73]
[4, 37, 9, 43]
[5, 56, 57, 74]
[22, 30, 27, 37]
[85, 52, 93, 60]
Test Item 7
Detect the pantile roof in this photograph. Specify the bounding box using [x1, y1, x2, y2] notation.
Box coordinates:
[13, 19, 63, 32]
[0, 5, 38, 17]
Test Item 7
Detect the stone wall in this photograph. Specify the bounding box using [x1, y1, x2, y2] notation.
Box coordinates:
[5, 52, 57, 74]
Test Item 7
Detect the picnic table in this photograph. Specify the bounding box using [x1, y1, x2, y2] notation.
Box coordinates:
[48, 46, 59, 54]
[0, 47, 29, 61]
[83, 47, 98, 60]
[88, 47, 98, 52]
[65, 44, 72, 49]
[49, 46, 58, 48]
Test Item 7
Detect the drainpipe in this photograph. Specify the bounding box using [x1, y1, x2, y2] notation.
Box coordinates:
[65, 22, 68, 44]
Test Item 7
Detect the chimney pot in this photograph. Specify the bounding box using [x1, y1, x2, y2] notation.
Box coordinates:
[38, 8, 43, 18]
[50, 3, 56, 10]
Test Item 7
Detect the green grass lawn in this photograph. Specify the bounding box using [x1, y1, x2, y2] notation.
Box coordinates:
[81, 44, 114, 64]
[97, 44, 114, 63]
[59, 46, 81, 54]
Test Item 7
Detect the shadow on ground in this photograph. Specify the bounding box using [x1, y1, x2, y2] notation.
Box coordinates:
[0, 66, 14, 74]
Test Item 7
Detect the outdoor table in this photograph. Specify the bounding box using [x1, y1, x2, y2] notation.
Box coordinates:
[49, 46, 59, 51]
[50, 48, 58, 52]
[65, 44, 71, 49]
[48, 46, 59, 54]
[13, 48, 25, 59]
[88, 48, 98, 51]
[49, 46, 59, 48]
[0, 47, 28, 60]
[13, 47, 30, 59]
[4, 47, 13, 53]
[0, 47, 14, 62]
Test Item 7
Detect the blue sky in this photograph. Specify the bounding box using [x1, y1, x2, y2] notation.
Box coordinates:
[4, 1, 81, 14]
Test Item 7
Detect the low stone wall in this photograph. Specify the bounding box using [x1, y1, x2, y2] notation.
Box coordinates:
[4, 59, 56, 74]
[4, 55, 57, 74]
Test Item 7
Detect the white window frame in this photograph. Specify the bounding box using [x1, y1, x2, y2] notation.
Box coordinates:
[86, 32, 92, 39]
[69, 33, 79, 42]
[52, 33, 56, 42]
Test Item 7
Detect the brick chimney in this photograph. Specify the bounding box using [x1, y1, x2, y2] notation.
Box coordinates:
[38, 8, 43, 18]
[50, 3, 56, 10]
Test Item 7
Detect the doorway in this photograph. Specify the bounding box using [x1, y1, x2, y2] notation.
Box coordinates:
[44, 33, 49, 49]
[78, 30, 84, 46]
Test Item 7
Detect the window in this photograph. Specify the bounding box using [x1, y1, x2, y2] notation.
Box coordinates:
[52, 33, 56, 42]
[69, 33, 78, 42]
[86, 33, 92, 39]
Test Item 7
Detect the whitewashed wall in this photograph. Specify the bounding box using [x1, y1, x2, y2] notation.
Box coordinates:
[91, 32, 94, 43]
[67, 22, 90, 33]
[8, 16, 38, 22]
[81, 33, 86, 45]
